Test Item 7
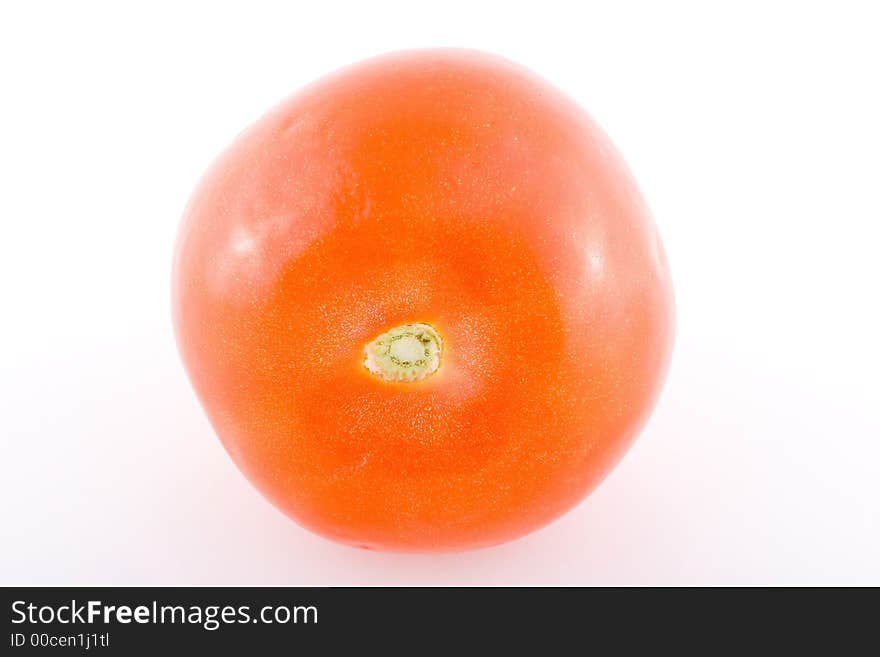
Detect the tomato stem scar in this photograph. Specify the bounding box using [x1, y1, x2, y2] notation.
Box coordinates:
[363, 323, 442, 382]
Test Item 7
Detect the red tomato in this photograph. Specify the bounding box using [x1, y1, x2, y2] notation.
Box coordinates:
[172, 50, 674, 552]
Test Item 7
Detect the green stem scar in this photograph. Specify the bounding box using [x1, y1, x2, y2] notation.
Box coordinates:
[363, 323, 442, 382]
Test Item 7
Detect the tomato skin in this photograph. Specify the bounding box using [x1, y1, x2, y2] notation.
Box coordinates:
[173, 50, 674, 552]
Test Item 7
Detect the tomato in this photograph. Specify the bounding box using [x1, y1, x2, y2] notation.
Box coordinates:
[172, 50, 674, 552]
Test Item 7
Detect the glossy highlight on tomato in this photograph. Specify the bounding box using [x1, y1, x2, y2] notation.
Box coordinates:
[172, 50, 674, 552]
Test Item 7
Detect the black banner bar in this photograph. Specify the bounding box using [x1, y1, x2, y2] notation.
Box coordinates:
[1, 587, 873, 653]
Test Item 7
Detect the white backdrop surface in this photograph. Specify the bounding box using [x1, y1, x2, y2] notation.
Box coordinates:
[1, 1, 878, 585]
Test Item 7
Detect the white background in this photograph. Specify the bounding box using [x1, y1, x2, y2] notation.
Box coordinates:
[2, 1, 878, 585]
